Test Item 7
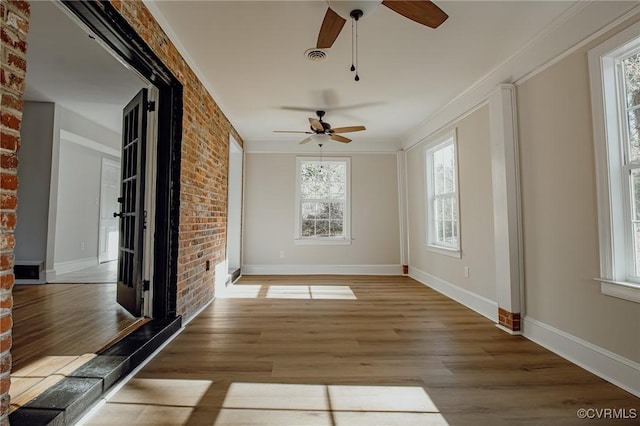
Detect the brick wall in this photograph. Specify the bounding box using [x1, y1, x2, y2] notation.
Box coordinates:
[107, 0, 243, 318]
[0, 0, 241, 422]
[0, 1, 29, 423]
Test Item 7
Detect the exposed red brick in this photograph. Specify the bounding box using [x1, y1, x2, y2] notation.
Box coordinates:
[0, 254, 12, 271]
[0, 235, 14, 251]
[0, 213, 16, 232]
[0, 275, 13, 291]
[498, 308, 521, 332]
[0, 377, 9, 395]
[0, 174, 17, 191]
[0, 93, 22, 112]
[0, 113, 21, 132]
[0, 132, 19, 152]
[0, 316, 11, 335]
[0, 153, 18, 170]
[0, 194, 16, 211]
[0, 333, 10, 352]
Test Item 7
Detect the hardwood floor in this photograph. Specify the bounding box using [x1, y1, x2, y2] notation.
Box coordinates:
[11, 283, 138, 372]
[83, 276, 638, 425]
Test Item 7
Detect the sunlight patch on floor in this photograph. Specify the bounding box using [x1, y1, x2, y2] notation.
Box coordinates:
[217, 284, 357, 300]
[216, 382, 448, 426]
[9, 354, 96, 413]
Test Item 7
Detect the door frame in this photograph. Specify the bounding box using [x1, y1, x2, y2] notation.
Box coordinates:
[61, 0, 183, 318]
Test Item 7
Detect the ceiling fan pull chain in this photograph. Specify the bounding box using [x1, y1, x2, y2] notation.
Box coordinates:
[350, 18, 355, 72]
[354, 14, 360, 81]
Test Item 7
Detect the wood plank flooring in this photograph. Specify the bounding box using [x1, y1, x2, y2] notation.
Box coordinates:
[83, 276, 639, 425]
[11, 283, 138, 372]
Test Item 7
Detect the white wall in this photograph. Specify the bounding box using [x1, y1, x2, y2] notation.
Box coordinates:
[15, 102, 55, 262]
[406, 105, 497, 305]
[400, 9, 640, 397]
[51, 106, 120, 273]
[243, 153, 401, 274]
[517, 15, 640, 364]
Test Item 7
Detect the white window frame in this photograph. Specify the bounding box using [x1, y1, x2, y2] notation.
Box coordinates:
[588, 21, 640, 303]
[424, 129, 461, 258]
[294, 157, 351, 245]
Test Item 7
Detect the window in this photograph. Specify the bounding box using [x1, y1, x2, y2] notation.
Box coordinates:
[589, 22, 640, 303]
[425, 130, 460, 257]
[295, 157, 351, 245]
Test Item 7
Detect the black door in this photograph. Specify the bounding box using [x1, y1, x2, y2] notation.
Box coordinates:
[115, 88, 148, 317]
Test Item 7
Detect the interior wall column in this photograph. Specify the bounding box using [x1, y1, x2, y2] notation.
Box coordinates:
[489, 84, 523, 333]
[397, 150, 409, 274]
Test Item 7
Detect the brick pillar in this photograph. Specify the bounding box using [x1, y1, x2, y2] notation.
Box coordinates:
[0, 1, 30, 423]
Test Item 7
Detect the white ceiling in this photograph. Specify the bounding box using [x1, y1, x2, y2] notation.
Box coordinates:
[145, 0, 578, 151]
[22, 1, 581, 148]
[23, 1, 145, 133]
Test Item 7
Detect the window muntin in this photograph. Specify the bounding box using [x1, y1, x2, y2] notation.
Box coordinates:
[296, 158, 350, 243]
[425, 131, 460, 254]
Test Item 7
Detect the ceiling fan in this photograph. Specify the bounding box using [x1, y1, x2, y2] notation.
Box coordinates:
[317, 1, 449, 49]
[274, 110, 366, 144]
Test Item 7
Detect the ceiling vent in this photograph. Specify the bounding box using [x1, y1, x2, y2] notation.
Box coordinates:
[305, 48, 328, 62]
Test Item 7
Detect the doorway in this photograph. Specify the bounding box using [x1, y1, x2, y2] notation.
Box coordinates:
[226, 135, 244, 286]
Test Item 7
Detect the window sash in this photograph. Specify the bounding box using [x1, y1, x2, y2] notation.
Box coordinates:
[425, 133, 460, 252]
[296, 158, 350, 241]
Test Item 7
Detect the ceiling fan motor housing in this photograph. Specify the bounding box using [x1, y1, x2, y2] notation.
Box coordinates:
[327, 0, 382, 19]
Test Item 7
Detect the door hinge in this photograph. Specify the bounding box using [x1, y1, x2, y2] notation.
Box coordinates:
[147, 101, 156, 112]
[143, 280, 150, 291]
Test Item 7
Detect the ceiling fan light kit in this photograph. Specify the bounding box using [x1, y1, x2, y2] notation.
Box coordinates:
[274, 110, 366, 145]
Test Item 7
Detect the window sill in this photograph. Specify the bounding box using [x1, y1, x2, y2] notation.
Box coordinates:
[593, 278, 640, 304]
[425, 244, 462, 259]
[295, 238, 353, 246]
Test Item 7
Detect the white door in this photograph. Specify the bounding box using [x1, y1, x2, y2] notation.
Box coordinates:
[99, 158, 121, 263]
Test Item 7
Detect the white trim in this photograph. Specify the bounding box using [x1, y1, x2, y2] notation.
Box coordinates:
[246, 150, 398, 155]
[402, 2, 639, 151]
[294, 238, 352, 246]
[515, 5, 640, 86]
[424, 245, 461, 259]
[53, 256, 98, 275]
[242, 264, 403, 276]
[523, 316, 640, 398]
[396, 151, 409, 269]
[60, 129, 120, 158]
[423, 129, 461, 253]
[598, 280, 640, 304]
[589, 21, 640, 303]
[409, 266, 498, 322]
[489, 85, 524, 315]
[295, 156, 351, 242]
[495, 324, 522, 336]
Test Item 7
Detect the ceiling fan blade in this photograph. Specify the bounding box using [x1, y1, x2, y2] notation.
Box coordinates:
[299, 136, 313, 145]
[331, 134, 351, 143]
[274, 130, 314, 134]
[317, 7, 346, 48]
[309, 118, 324, 132]
[331, 126, 366, 134]
[382, 0, 448, 29]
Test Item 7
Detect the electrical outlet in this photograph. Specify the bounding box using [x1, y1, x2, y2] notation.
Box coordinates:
[279, 250, 285, 259]
[80, 241, 85, 251]
[464, 266, 469, 278]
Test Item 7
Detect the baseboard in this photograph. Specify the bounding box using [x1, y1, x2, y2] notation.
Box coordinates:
[241, 264, 403, 275]
[523, 316, 640, 398]
[409, 266, 498, 322]
[54, 257, 98, 275]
